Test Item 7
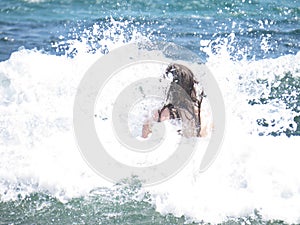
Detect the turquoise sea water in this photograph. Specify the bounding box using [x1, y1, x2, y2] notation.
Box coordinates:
[0, 179, 291, 225]
[1, 0, 299, 61]
[0, 0, 300, 224]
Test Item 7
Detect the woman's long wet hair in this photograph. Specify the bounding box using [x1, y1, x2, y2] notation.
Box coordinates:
[159, 63, 204, 137]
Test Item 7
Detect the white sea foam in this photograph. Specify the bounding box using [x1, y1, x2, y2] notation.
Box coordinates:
[147, 40, 300, 224]
[0, 25, 300, 224]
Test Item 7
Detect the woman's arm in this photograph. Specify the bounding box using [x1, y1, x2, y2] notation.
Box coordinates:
[141, 108, 170, 138]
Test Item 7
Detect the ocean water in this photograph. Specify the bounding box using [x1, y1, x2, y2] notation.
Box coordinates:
[1, 0, 300, 224]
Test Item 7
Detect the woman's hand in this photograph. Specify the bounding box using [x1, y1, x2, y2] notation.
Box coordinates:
[141, 108, 170, 138]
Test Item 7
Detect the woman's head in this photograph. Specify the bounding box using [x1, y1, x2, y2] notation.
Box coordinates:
[164, 63, 198, 100]
[163, 63, 202, 137]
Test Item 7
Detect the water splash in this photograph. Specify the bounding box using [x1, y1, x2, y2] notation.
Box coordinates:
[0, 20, 300, 224]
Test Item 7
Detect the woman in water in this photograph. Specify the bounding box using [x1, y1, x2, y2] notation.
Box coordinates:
[142, 63, 208, 138]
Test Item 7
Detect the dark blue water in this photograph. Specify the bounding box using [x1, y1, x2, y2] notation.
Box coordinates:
[1, 0, 299, 61]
